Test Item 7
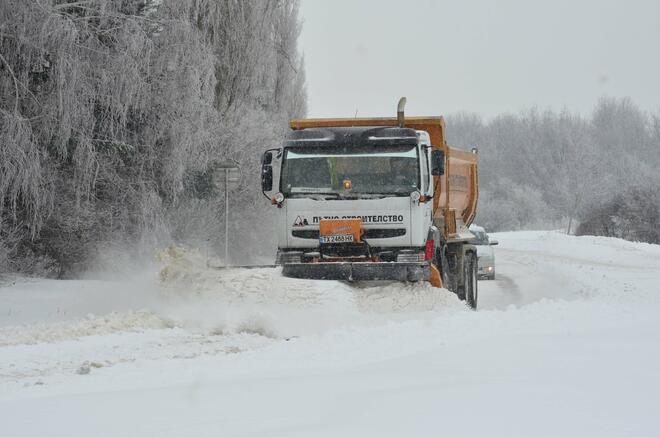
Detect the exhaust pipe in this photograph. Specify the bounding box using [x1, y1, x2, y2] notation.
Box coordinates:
[397, 97, 406, 127]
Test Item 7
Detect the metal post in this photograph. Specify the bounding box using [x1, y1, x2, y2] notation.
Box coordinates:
[212, 161, 239, 265]
[224, 168, 229, 264]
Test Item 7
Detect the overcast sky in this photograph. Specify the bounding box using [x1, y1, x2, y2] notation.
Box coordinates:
[299, 0, 660, 119]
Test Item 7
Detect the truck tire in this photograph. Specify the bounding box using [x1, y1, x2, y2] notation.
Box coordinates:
[455, 248, 469, 302]
[437, 247, 454, 294]
[465, 253, 478, 310]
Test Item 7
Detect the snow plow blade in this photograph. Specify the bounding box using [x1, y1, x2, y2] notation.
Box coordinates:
[282, 262, 431, 282]
[209, 264, 278, 270]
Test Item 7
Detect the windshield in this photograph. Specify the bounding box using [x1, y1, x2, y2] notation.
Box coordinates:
[472, 230, 489, 245]
[281, 145, 419, 196]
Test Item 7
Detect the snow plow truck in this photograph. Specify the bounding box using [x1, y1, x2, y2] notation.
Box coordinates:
[261, 98, 480, 308]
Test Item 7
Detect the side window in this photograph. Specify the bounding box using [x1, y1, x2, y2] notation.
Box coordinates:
[421, 148, 430, 193]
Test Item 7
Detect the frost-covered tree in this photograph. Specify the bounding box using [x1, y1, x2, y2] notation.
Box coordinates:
[0, 0, 306, 276]
[446, 98, 659, 241]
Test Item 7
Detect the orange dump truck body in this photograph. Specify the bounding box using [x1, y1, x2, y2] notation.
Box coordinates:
[289, 116, 479, 242]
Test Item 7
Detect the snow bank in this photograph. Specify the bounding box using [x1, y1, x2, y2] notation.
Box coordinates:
[155, 245, 466, 339]
[0, 246, 464, 348]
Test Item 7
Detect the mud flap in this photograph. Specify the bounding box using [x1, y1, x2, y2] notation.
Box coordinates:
[429, 264, 443, 288]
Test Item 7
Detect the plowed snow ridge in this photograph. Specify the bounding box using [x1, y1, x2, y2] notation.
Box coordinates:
[1, 246, 465, 346]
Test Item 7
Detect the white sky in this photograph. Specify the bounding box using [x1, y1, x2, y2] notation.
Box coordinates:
[299, 0, 660, 119]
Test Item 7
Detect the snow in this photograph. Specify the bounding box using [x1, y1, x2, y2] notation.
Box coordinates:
[1, 231, 660, 436]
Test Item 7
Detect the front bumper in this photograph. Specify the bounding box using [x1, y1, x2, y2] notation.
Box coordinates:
[282, 261, 431, 282]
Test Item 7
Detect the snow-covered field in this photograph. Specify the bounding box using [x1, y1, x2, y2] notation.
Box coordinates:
[1, 231, 659, 436]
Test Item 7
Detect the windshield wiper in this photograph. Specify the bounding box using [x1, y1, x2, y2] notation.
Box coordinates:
[288, 191, 412, 200]
[287, 192, 339, 200]
[358, 192, 412, 197]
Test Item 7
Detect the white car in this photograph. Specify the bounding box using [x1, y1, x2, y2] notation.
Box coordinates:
[470, 225, 498, 280]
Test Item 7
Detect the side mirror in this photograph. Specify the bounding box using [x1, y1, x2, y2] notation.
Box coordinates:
[261, 151, 274, 192]
[262, 151, 273, 165]
[489, 239, 498, 246]
[261, 164, 273, 192]
[431, 149, 445, 176]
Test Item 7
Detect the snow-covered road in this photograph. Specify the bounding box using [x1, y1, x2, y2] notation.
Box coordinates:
[1, 232, 659, 436]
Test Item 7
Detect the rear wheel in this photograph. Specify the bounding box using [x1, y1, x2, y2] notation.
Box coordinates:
[465, 253, 478, 310]
[437, 247, 454, 294]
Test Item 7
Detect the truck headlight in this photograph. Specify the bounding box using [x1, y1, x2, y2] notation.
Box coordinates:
[397, 250, 424, 262]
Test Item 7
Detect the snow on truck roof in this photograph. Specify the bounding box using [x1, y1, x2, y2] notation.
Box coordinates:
[285, 126, 418, 148]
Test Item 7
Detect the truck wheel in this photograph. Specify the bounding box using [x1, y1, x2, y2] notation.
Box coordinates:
[437, 248, 453, 294]
[456, 250, 470, 302]
[462, 253, 477, 309]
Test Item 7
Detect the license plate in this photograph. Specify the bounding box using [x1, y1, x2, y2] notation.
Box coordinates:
[319, 234, 354, 244]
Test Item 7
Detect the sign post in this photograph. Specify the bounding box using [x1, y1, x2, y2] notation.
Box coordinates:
[212, 162, 240, 264]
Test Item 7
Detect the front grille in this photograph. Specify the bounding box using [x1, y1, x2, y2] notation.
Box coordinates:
[292, 228, 406, 239]
[291, 230, 319, 239]
[365, 228, 406, 238]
